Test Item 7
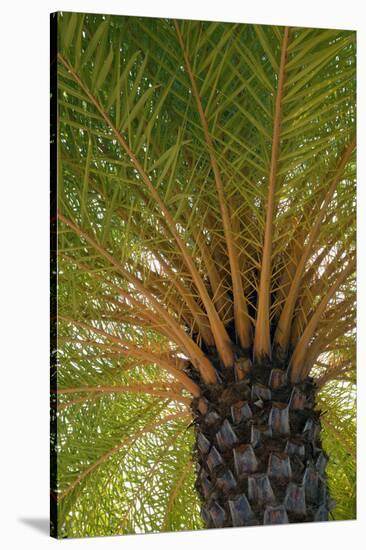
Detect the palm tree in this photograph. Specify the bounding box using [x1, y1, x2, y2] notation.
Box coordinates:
[51, 12, 356, 537]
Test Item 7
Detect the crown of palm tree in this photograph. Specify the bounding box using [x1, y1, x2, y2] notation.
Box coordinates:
[51, 12, 356, 537]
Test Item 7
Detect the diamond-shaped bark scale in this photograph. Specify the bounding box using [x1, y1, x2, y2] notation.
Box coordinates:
[216, 469, 237, 491]
[269, 368, 287, 389]
[207, 446, 223, 471]
[231, 400, 252, 424]
[314, 505, 329, 522]
[268, 402, 290, 434]
[251, 383, 271, 401]
[289, 387, 307, 410]
[263, 505, 289, 525]
[285, 439, 305, 458]
[233, 444, 258, 476]
[228, 495, 253, 526]
[284, 483, 306, 515]
[248, 474, 276, 505]
[251, 425, 272, 448]
[197, 432, 210, 454]
[303, 465, 319, 502]
[303, 418, 321, 440]
[216, 419, 238, 451]
[209, 502, 226, 528]
[267, 452, 292, 479]
[315, 452, 328, 475]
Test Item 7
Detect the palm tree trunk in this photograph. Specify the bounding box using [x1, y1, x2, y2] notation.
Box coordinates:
[191, 357, 333, 527]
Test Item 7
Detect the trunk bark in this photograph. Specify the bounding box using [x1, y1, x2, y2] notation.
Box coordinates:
[190, 357, 333, 528]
